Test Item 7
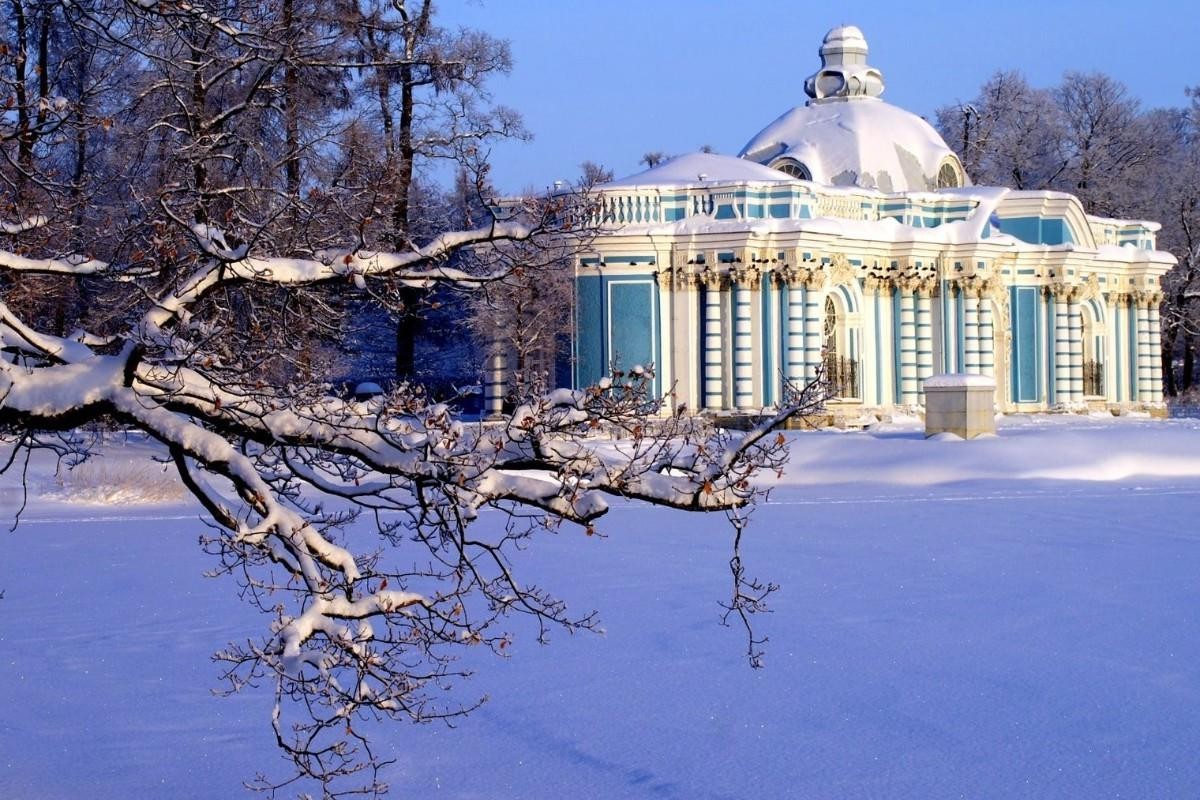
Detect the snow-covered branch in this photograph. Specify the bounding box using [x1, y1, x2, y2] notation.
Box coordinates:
[0, 1, 812, 795]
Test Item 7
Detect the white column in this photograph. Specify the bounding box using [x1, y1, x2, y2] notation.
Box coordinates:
[732, 269, 756, 410]
[878, 283, 896, 406]
[1149, 297, 1163, 402]
[784, 273, 806, 392]
[703, 274, 725, 410]
[485, 349, 507, 418]
[916, 284, 934, 394]
[898, 282, 918, 405]
[1123, 294, 1137, 403]
[1112, 295, 1124, 403]
[803, 278, 825, 386]
[1136, 295, 1153, 403]
[1067, 294, 1083, 402]
[978, 296, 995, 378]
[963, 289, 981, 374]
[1053, 290, 1071, 404]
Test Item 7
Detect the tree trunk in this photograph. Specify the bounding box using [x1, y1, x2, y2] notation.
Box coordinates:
[281, 0, 301, 238]
[10, 0, 31, 181]
[1163, 328, 1178, 397]
[389, 2, 433, 381]
[1183, 334, 1195, 393]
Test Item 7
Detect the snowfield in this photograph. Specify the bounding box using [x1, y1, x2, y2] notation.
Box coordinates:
[3, 415, 1200, 799]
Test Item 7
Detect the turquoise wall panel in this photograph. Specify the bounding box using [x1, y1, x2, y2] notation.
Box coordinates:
[998, 217, 1041, 243]
[761, 272, 774, 406]
[575, 275, 604, 388]
[1011, 287, 1040, 402]
[997, 216, 1076, 246]
[607, 278, 658, 395]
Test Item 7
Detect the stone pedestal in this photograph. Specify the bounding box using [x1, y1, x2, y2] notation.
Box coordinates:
[924, 374, 996, 439]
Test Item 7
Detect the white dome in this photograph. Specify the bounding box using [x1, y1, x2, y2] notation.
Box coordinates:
[739, 98, 966, 193]
[740, 25, 967, 193]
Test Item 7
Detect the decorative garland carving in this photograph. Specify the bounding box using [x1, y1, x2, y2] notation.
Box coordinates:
[828, 253, 856, 288]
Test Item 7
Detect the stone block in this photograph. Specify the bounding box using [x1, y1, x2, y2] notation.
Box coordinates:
[924, 373, 996, 439]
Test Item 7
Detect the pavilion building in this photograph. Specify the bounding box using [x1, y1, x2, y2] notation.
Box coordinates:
[496, 26, 1174, 419]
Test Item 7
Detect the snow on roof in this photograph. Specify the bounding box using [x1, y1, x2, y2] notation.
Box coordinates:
[601, 152, 793, 188]
[739, 97, 961, 193]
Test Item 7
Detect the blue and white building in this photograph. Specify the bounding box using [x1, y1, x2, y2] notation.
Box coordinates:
[563, 26, 1173, 418]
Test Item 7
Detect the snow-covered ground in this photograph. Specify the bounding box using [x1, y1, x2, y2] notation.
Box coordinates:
[4, 416, 1200, 799]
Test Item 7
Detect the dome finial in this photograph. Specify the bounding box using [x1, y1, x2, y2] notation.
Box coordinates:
[804, 25, 885, 102]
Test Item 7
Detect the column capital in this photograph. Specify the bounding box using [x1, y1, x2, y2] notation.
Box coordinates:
[1133, 289, 1164, 308]
[775, 265, 808, 287]
[700, 267, 726, 291]
[729, 264, 761, 287]
[1046, 282, 1080, 302]
[863, 275, 888, 293]
[958, 275, 996, 300]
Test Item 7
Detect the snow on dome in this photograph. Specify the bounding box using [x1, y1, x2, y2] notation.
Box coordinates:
[739, 25, 967, 193]
[601, 152, 795, 188]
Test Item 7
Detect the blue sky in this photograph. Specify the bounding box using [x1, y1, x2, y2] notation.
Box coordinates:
[436, 0, 1199, 193]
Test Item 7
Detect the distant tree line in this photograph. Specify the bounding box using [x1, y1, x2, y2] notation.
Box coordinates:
[0, 0, 547, 394]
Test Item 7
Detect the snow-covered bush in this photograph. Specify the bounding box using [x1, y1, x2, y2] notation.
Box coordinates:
[47, 458, 187, 505]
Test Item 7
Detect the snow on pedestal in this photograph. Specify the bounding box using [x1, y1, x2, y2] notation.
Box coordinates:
[923, 373, 996, 439]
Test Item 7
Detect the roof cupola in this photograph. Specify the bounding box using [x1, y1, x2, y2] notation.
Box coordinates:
[804, 25, 885, 102]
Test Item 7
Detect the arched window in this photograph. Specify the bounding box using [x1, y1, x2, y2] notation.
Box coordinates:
[1081, 305, 1105, 397]
[822, 294, 860, 398]
[771, 158, 811, 180]
[937, 160, 962, 189]
[824, 296, 838, 358]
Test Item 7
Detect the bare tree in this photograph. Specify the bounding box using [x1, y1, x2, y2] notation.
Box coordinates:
[1055, 72, 1170, 216]
[578, 159, 614, 187]
[640, 150, 667, 168]
[468, 236, 575, 400]
[1149, 92, 1200, 396]
[0, 3, 823, 797]
[935, 70, 1066, 190]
